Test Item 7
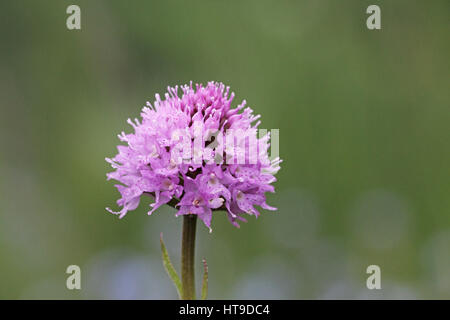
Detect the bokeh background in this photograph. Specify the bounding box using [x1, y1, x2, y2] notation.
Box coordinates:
[0, 0, 449, 299]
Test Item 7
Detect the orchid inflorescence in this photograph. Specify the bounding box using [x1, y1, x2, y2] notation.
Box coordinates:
[106, 81, 281, 231]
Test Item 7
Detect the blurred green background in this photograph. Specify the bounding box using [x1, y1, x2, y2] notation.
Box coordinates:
[0, 0, 449, 299]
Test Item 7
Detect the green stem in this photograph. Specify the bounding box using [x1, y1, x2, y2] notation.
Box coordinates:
[181, 214, 197, 300]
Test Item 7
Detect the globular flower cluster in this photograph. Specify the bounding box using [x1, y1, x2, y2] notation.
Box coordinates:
[106, 82, 281, 231]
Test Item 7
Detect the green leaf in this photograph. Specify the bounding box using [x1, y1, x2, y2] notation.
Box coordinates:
[160, 232, 182, 299]
[201, 258, 208, 300]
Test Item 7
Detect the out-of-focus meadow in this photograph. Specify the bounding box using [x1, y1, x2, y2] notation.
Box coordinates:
[0, 0, 449, 299]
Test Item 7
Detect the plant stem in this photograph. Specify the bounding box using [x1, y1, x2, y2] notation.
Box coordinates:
[181, 214, 197, 299]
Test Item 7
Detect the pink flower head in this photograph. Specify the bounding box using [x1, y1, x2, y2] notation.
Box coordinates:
[106, 82, 281, 231]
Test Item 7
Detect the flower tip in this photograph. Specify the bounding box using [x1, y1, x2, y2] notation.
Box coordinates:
[106, 207, 125, 219]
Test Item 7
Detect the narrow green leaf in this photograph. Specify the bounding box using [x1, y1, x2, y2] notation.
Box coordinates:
[160, 232, 182, 299]
[201, 258, 208, 300]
